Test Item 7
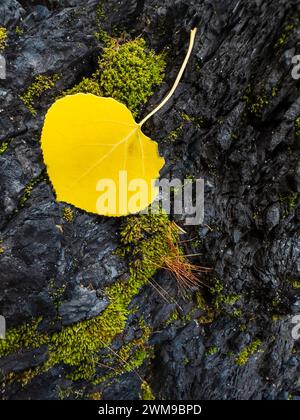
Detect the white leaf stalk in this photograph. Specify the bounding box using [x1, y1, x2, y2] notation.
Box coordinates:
[139, 28, 198, 128]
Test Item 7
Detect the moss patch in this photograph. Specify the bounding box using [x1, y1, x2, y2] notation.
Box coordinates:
[164, 309, 179, 326]
[94, 1, 110, 44]
[97, 38, 165, 117]
[0, 318, 47, 357]
[280, 192, 298, 217]
[235, 339, 262, 366]
[61, 37, 166, 118]
[140, 381, 155, 400]
[62, 77, 102, 98]
[206, 346, 218, 356]
[0, 27, 7, 52]
[17, 173, 46, 211]
[63, 207, 74, 223]
[249, 95, 269, 117]
[295, 117, 300, 137]
[20, 74, 60, 116]
[290, 279, 300, 289]
[274, 23, 295, 50]
[0, 213, 182, 386]
[211, 278, 241, 311]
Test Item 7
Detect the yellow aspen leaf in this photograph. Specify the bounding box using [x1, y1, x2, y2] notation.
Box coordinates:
[41, 94, 165, 216]
[41, 29, 197, 217]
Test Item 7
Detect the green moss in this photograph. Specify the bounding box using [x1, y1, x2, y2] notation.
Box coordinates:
[97, 38, 166, 117]
[242, 84, 252, 103]
[62, 77, 102, 97]
[235, 339, 262, 366]
[272, 87, 278, 97]
[0, 138, 14, 156]
[249, 95, 269, 117]
[18, 173, 45, 210]
[63, 207, 74, 223]
[164, 309, 179, 326]
[232, 309, 242, 318]
[206, 346, 218, 356]
[20, 74, 60, 116]
[211, 278, 224, 294]
[94, 1, 110, 44]
[167, 125, 184, 142]
[140, 381, 155, 400]
[93, 319, 152, 385]
[61, 37, 165, 118]
[210, 278, 241, 312]
[166, 113, 205, 142]
[0, 318, 47, 357]
[280, 192, 298, 217]
[295, 117, 300, 137]
[274, 24, 295, 50]
[243, 84, 281, 118]
[15, 26, 24, 36]
[181, 113, 205, 128]
[0, 142, 8, 155]
[222, 295, 241, 306]
[290, 279, 300, 289]
[272, 314, 283, 322]
[0, 27, 7, 52]
[88, 391, 102, 400]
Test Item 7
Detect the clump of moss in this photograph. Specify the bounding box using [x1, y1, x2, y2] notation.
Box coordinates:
[164, 309, 179, 326]
[62, 77, 102, 98]
[280, 192, 298, 217]
[119, 213, 180, 282]
[235, 339, 262, 366]
[0, 27, 7, 52]
[211, 278, 241, 311]
[20, 74, 60, 116]
[249, 95, 269, 117]
[0, 138, 14, 156]
[167, 125, 184, 142]
[140, 381, 155, 400]
[0, 141, 9, 155]
[165, 113, 205, 143]
[274, 23, 295, 50]
[97, 38, 166, 117]
[290, 279, 300, 289]
[206, 346, 218, 356]
[88, 392, 102, 400]
[63, 207, 74, 223]
[15, 26, 24, 36]
[181, 112, 205, 128]
[0, 318, 47, 357]
[295, 117, 300, 137]
[243, 84, 281, 119]
[194, 290, 214, 324]
[94, 1, 110, 44]
[120, 213, 205, 290]
[18, 173, 45, 210]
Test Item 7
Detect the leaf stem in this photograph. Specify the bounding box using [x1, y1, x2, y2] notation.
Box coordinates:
[138, 28, 198, 128]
